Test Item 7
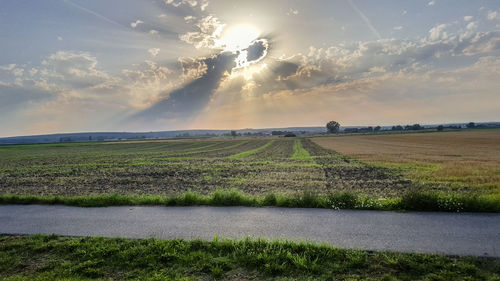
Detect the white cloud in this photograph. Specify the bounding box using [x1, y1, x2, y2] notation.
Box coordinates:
[287, 8, 299, 16]
[130, 20, 143, 28]
[29, 68, 38, 76]
[179, 15, 225, 49]
[466, 21, 478, 30]
[158, 14, 167, 18]
[40, 51, 112, 89]
[393, 26, 403, 31]
[165, 0, 207, 9]
[57, 36, 63, 41]
[464, 16, 473, 22]
[184, 15, 196, 23]
[428, 24, 448, 41]
[428, 1, 435, 6]
[402, 10, 407, 15]
[487, 10, 499, 21]
[0, 64, 16, 71]
[199, 0, 209, 11]
[12, 68, 24, 77]
[149, 30, 159, 35]
[148, 48, 160, 57]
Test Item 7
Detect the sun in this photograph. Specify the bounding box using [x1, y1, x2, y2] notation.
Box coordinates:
[216, 24, 260, 52]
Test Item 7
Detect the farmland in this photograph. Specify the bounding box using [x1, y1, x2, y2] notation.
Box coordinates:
[313, 130, 500, 196]
[1, 132, 500, 212]
[0, 138, 412, 198]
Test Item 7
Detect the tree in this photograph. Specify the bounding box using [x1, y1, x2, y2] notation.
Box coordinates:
[374, 126, 381, 131]
[467, 122, 476, 129]
[230, 130, 237, 137]
[437, 125, 444, 131]
[326, 121, 340, 134]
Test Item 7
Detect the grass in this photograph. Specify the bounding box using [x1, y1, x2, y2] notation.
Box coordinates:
[1, 188, 499, 212]
[290, 139, 313, 161]
[1, 234, 499, 280]
[228, 140, 275, 159]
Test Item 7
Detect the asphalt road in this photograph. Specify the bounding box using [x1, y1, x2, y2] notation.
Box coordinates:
[1, 205, 499, 257]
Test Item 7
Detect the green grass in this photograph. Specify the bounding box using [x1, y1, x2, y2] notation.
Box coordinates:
[1, 234, 499, 281]
[1, 189, 499, 212]
[228, 140, 275, 159]
[290, 139, 313, 161]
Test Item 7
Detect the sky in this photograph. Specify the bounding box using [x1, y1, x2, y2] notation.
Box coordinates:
[0, 0, 499, 137]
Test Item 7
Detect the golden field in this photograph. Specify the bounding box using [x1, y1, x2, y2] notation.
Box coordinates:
[313, 130, 500, 195]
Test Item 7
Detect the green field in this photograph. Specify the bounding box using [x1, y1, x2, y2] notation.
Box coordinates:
[0, 138, 411, 197]
[1, 137, 499, 212]
[1, 235, 499, 281]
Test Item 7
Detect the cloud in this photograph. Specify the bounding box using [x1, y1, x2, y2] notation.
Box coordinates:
[184, 15, 196, 23]
[165, 0, 208, 10]
[487, 10, 499, 21]
[12, 68, 24, 77]
[179, 15, 225, 49]
[287, 8, 299, 16]
[148, 48, 161, 57]
[40, 51, 111, 89]
[393, 26, 403, 31]
[217, 29, 500, 104]
[130, 20, 143, 28]
[196, 56, 500, 129]
[149, 30, 159, 35]
[466, 21, 478, 30]
[132, 51, 236, 121]
[0, 64, 16, 71]
[122, 60, 173, 108]
[464, 16, 473, 22]
[428, 1, 435, 6]
[428, 24, 448, 41]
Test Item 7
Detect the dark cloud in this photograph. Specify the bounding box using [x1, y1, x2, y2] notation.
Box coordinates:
[246, 40, 267, 62]
[132, 38, 273, 122]
[133, 51, 236, 121]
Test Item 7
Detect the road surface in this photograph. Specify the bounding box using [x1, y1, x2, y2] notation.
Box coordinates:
[1, 205, 499, 257]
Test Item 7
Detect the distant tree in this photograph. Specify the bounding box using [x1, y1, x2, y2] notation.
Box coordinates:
[467, 122, 476, 128]
[392, 125, 403, 131]
[284, 133, 296, 137]
[405, 124, 423, 131]
[271, 131, 286, 136]
[326, 121, 340, 134]
[374, 126, 381, 131]
[231, 130, 237, 137]
[437, 125, 444, 131]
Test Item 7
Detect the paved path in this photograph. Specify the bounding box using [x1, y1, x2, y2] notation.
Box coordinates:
[1, 205, 499, 257]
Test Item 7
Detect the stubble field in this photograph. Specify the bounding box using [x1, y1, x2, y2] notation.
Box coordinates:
[312, 129, 500, 196]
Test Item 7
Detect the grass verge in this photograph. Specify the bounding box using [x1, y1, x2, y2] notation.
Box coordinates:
[1, 189, 499, 212]
[1, 234, 499, 280]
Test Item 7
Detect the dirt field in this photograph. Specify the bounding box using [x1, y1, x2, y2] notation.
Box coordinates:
[312, 130, 500, 195]
[0, 138, 413, 197]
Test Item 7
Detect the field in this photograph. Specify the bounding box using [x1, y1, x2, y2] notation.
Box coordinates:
[312, 130, 500, 196]
[1, 235, 499, 281]
[0, 138, 412, 198]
